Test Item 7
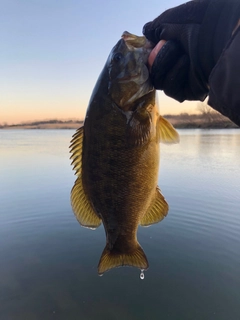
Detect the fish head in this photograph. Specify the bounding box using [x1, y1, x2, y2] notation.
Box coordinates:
[107, 31, 154, 111]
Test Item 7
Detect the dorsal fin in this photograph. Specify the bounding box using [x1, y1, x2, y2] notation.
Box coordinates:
[70, 126, 101, 229]
[69, 126, 84, 176]
[140, 187, 168, 227]
[71, 177, 102, 229]
[157, 116, 179, 144]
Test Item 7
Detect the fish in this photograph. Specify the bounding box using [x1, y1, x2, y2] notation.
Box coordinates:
[70, 31, 179, 275]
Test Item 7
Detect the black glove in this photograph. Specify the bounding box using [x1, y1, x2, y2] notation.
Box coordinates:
[143, 0, 240, 102]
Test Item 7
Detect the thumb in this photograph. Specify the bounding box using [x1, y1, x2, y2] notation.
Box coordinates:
[148, 40, 167, 68]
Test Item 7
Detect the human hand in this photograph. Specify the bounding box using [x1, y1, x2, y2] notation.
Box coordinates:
[143, 0, 240, 102]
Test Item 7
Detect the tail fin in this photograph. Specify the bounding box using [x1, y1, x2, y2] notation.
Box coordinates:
[98, 243, 149, 275]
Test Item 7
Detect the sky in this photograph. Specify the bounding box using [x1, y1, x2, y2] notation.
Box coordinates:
[1, 0, 198, 125]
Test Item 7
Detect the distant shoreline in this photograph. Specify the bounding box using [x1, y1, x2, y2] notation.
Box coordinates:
[0, 120, 84, 130]
[164, 114, 238, 129]
[0, 114, 238, 130]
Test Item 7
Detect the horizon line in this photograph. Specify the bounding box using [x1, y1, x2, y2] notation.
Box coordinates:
[1, 112, 203, 126]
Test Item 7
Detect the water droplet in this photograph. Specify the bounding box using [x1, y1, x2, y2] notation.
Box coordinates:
[83, 226, 96, 231]
[140, 270, 144, 280]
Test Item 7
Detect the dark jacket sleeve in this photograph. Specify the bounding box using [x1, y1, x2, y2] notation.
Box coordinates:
[208, 27, 240, 127]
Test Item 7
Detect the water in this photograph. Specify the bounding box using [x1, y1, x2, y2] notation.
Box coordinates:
[0, 129, 240, 320]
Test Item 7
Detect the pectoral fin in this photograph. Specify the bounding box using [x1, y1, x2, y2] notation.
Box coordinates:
[127, 107, 151, 146]
[98, 242, 148, 275]
[140, 187, 169, 227]
[157, 116, 179, 144]
[70, 126, 84, 176]
[71, 177, 102, 229]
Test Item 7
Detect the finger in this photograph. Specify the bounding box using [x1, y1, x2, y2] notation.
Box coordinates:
[148, 40, 167, 68]
[162, 54, 189, 102]
[143, 21, 160, 44]
[150, 40, 183, 90]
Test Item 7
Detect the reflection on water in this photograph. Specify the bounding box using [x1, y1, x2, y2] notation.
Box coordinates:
[0, 129, 240, 320]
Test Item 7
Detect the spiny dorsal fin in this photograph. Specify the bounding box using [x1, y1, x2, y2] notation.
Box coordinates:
[69, 126, 84, 176]
[157, 116, 179, 144]
[98, 243, 148, 275]
[140, 187, 169, 227]
[71, 177, 102, 229]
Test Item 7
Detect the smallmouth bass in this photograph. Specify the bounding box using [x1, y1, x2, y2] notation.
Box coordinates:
[70, 31, 179, 275]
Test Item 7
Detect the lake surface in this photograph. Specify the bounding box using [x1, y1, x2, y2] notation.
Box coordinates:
[0, 129, 240, 320]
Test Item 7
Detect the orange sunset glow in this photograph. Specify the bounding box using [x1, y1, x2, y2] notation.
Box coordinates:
[0, 0, 199, 126]
[1, 92, 197, 125]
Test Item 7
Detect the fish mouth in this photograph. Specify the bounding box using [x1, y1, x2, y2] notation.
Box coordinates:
[121, 31, 154, 50]
[109, 31, 154, 110]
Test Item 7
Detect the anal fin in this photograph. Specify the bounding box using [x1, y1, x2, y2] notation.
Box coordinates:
[71, 177, 101, 229]
[140, 187, 169, 227]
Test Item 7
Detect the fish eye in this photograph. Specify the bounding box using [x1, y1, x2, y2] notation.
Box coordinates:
[113, 52, 123, 62]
